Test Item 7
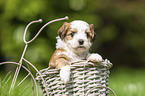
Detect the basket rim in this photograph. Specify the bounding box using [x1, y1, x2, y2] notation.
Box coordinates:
[70, 59, 112, 69]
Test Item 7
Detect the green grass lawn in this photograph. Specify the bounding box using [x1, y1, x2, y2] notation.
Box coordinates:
[109, 67, 145, 96]
[0, 73, 43, 96]
[0, 67, 145, 96]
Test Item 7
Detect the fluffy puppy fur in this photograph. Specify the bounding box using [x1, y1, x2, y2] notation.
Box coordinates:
[49, 20, 103, 84]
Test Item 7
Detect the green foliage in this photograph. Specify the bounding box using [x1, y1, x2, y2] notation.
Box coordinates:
[109, 68, 145, 96]
[0, 0, 145, 71]
[0, 73, 43, 96]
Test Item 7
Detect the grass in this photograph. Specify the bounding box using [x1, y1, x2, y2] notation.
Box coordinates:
[0, 67, 145, 96]
[109, 67, 145, 96]
[0, 72, 43, 96]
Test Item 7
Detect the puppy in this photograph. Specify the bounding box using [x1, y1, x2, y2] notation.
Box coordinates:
[49, 20, 103, 84]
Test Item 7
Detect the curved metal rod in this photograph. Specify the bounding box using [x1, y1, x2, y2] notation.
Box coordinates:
[24, 16, 69, 44]
[23, 58, 49, 96]
[0, 62, 39, 96]
[23, 19, 43, 44]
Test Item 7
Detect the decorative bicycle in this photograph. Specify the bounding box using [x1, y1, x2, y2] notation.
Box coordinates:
[0, 16, 116, 96]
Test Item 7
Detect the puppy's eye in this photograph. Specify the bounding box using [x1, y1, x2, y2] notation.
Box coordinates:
[70, 32, 75, 37]
[86, 33, 90, 38]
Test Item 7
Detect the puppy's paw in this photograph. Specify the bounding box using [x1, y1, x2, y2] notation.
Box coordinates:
[60, 65, 70, 84]
[87, 53, 103, 62]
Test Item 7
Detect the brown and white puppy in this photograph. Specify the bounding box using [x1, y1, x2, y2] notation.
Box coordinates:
[49, 20, 103, 84]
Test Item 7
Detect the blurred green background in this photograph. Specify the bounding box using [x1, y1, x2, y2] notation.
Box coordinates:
[0, 0, 145, 95]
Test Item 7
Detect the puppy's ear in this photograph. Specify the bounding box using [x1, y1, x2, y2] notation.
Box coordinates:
[57, 22, 70, 40]
[90, 24, 96, 42]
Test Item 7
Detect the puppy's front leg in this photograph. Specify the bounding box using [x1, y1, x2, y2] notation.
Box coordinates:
[60, 65, 70, 84]
[87, 53, 103, 63]
[56, 58, 70, 84]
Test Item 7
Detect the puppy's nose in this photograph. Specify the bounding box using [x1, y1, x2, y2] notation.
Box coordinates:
[78, 39, 84, 45]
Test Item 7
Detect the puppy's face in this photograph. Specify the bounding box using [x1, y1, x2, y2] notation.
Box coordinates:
[58, 20, 96, 54]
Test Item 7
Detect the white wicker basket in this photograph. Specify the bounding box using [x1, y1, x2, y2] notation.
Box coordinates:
[36, 59, 112, 96]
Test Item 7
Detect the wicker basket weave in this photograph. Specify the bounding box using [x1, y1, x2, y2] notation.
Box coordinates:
[36, 59, 112, 96]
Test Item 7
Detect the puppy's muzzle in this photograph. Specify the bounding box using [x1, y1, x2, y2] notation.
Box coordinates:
[78, 39, 84, 45]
